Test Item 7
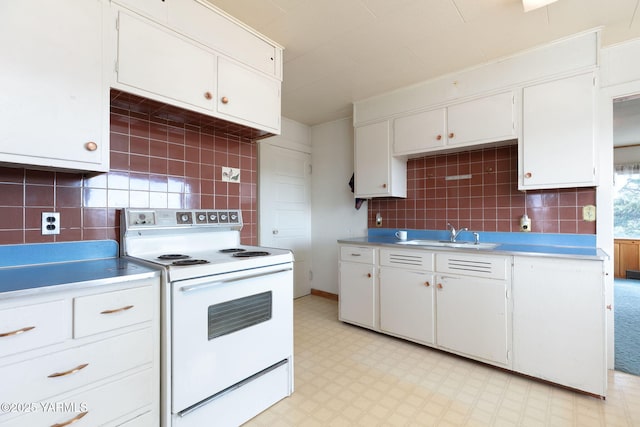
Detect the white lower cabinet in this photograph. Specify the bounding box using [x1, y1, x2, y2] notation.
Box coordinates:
[338, 246, 377, 330]
[435, 253, 511, 367]
[379, 249, 435, 345]
[435, 274, 509, 366]
[512, 256, 606, 396]
[0, 278, 160, 426]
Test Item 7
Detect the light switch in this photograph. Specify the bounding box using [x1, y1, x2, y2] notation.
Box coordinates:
[582, 205, 596, 222]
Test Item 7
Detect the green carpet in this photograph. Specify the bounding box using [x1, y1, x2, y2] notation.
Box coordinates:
[615, 278, 640, 376]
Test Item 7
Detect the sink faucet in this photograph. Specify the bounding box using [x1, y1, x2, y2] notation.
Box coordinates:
[447, 222, 468, 242]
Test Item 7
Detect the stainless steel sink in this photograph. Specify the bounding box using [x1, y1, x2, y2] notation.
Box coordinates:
[396, 240, 499, 249]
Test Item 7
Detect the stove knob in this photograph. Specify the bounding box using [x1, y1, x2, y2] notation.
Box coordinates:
[198, 214, 206, 222]
[208, 213, 217, 222]
[181, 214, 189, 222]
[230, 213, 238, 222]
[220, 214, 228, 221]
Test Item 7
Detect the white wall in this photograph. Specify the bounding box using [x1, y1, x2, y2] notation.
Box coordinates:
[310, 118, 368, 295]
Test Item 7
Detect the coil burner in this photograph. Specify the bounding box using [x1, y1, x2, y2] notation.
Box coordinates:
[158, 254, 190, 260]
[171, 259, 210, 266]
[232, 251, 271, 258]
[219, 248, 247, 254]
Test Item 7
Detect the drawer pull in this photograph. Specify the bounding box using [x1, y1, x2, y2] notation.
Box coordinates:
[100, 305, 134, 315]
[350, 253, 361, 257]
[51, 411, 88, 427]
[48, 363, 89, 378]
[0, 325, 35, 338]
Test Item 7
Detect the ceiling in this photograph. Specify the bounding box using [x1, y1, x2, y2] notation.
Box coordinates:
[206, 0, 640, 134]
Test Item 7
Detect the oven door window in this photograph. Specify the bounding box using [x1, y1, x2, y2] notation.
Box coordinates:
[208, 291, 272, 340]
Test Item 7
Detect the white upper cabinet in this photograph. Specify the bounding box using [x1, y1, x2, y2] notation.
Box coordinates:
[112, 0, 168, 24]
[217, 58, 281, 132]
[168, 0, 280, 78]
[0, 0, 108, 172]
[116, 12, 217, 112]
[393, 92, 515, 156]
[110, 0, 283, 134]
[354, 121, 407, 198]
[393, 108, 446, 154]
[520, 72, 597, 189]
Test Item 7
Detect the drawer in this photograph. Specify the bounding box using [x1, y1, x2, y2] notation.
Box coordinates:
[436, 253, 511, 280]
[0, 299, 70, 358]
[380, 248, 433, 270]
[0, 327, 153, 404]
[0, 367, 154, 427]
[74, 285, 154, 338]
[340, 246, 376, 264]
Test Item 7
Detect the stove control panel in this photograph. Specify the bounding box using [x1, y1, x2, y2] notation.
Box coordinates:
[125, 209, 242, 229]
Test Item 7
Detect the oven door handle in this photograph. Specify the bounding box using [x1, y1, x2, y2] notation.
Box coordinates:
[179, 267, 293, 293]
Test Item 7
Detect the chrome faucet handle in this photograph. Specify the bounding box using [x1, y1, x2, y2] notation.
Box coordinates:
[446, 222, 456, 242]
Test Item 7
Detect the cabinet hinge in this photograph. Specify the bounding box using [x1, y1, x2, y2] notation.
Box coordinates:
[114, 60, 119, 74]
[308, 164, 312, 175]
[309, 270, 313, 281]
[507, 350, 511, 361]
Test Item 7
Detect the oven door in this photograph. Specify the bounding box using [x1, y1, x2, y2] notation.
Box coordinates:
[171, 263, 293, 413]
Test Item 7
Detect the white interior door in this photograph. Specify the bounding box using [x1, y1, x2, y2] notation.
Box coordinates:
[259, 143, 312, 298]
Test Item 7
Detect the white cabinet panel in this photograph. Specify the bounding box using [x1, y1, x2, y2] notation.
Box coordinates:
[512, 257, 605, 396]
[116, 11, 216, 112]
[169, 0, 279, 77]
[355, 121, 407, 198]
[392, 92, 515, 156]
[520, 72, 596, 189]
[112, 0, 168, 23]
[338, 261, 376, 330]
[393, 108, 446, 154]
[217, 58, 280, 132]
[447, 92, 515, 147]
[380, 268, 435, 345]
[436, 274, 509, 366]
[0, 0, 108, 172]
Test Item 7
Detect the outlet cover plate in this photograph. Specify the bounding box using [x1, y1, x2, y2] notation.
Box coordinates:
[41, 212, 61, 235]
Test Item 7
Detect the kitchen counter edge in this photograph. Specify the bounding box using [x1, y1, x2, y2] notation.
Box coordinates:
[337, 237, 608, 261]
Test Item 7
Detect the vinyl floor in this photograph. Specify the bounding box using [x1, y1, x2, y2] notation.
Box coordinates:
[245, 295, 640, 426]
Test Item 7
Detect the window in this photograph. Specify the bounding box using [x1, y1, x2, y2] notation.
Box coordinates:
[614, 164, 640, 238]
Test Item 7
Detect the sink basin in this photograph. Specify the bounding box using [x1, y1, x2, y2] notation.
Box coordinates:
[396, 240, 499, 250]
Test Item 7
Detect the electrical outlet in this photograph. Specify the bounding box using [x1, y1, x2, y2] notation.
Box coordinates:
[41, 212, 61, 235]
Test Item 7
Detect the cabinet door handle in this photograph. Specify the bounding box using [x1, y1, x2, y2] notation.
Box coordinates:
[436, 134, 442, 141]
[48, 363, 89, 378]
[204, 91, 213, 100]
[524, 172, 532, 179]
[367, 273, 372, 278]
[221, 96, 229, 104]
[0, 325, 35, 338]
[437, 283, 443, 289]
[382, 183, 387, 189]
[448, 132, 455, 139]
[424, 281, 431, 287]
[606, 304, 612, 310]
[84, 141, 98, 152]
[51, 411, 88, 427]
[100, 305, 134, 315]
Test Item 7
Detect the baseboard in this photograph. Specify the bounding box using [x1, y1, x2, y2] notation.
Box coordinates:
[310, 288, 338, 301]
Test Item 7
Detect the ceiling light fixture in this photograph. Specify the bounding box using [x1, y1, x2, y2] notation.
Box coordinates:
[522, 0, 559, 12]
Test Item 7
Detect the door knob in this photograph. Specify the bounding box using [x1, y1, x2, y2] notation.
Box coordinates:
[272, 229, 279, 235]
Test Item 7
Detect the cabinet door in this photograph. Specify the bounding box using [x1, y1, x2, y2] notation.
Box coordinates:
[338, 262, 376, 329]
[380, 268, 435, 345]
[520, 73, 596, 189]
[512, 257, 605, 395]
[447, 92, 515, 146]
[354, 121, 406, 198]
[116, 11, 216, 112]
[112, 0, 168, 23]
[436, 275, 509, 365]
[217, 58, 280, 132]
[0, 0, 107, 172]
[393, 108, 446, 155]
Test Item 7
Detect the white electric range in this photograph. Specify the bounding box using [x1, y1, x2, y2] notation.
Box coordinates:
[120, 208, 294, 427]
